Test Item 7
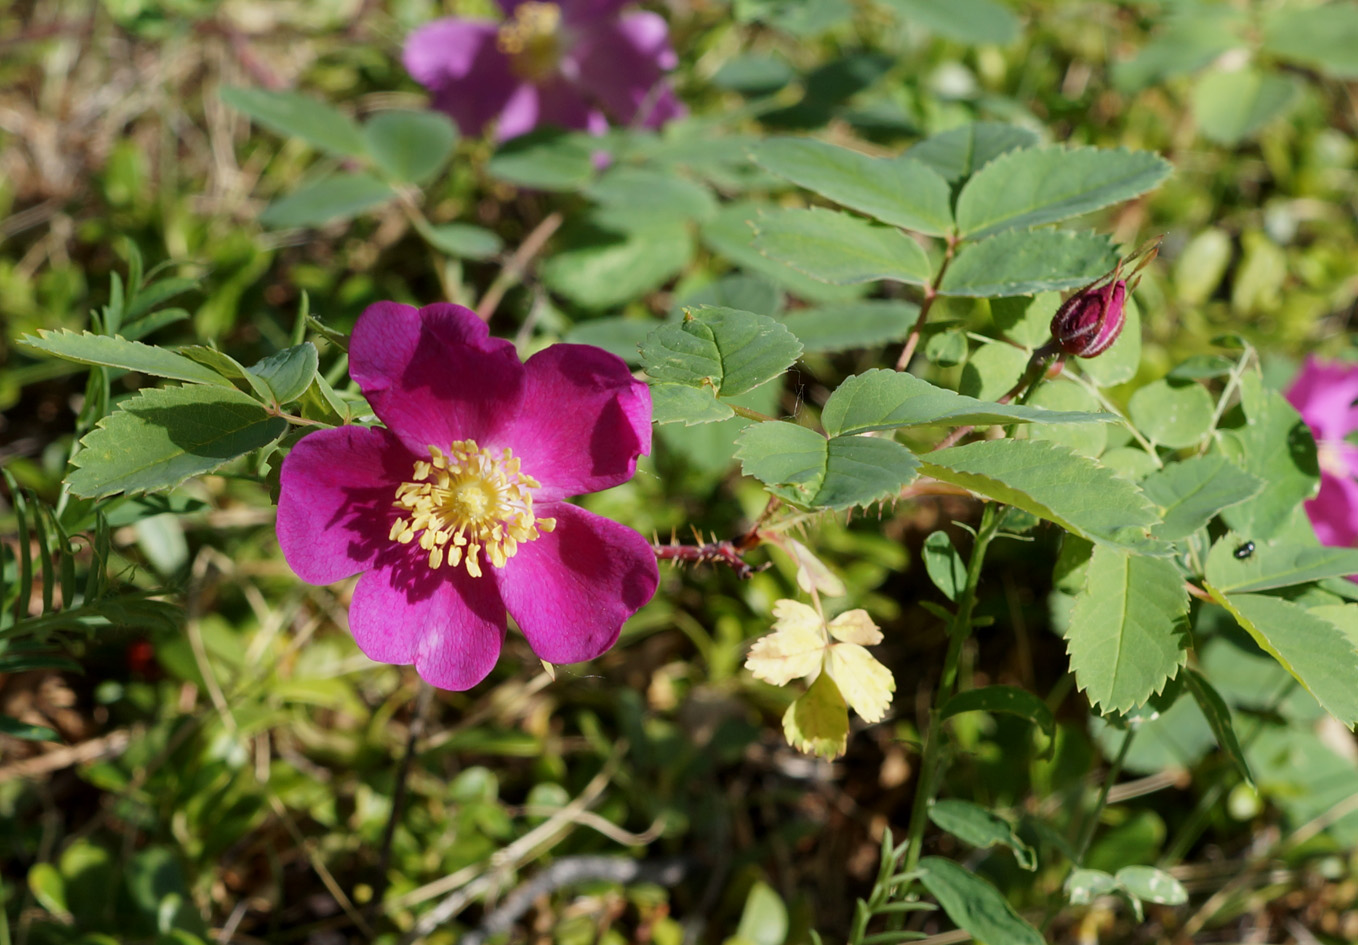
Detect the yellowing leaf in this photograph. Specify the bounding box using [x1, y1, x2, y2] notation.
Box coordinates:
[746, 623, 825, 686]
[826, 643, 895, 723]
[771, 598, 823, 635]
[786, 538, 846, 597]
[827, 609, 881, 645]
[782, 673, 849, 759]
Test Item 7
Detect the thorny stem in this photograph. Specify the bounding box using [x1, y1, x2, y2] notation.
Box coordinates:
[894, 235, 960, 372]
[476, 211, 563, 322]
[652, 501, 779, 580]
[901, 502, 1004, 877]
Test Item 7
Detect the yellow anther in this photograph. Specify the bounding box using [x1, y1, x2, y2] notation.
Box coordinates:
[390, 440, 548, 578]
[496, 2, 563, 81]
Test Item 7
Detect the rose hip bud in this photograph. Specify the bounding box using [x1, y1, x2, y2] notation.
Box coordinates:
[1050, 279, 1126, 358]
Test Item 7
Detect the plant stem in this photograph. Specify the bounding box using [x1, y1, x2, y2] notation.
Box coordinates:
[901, 502, 1004, 875]
[1072, 725, 1136, 868]
[476, 211, 563, 322]
[373, 682, 434, 907]
[729, 403, 778, 423]
[894, 235, 959, 372]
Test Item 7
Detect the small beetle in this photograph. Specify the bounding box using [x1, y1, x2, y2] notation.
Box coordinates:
[1234, 540, 1255, 560]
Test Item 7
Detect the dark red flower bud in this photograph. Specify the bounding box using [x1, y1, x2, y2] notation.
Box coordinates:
[1050, 279, 1126, 358]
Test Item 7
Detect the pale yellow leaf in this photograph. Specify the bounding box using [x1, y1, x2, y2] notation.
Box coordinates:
[786, 538, 847, 597]
[827, 609, 881, 646]
[771, 598, 823, 636]
[826, 643, 895, 724]
[745, 624, 825, 686]
[782, 673, 849, 759]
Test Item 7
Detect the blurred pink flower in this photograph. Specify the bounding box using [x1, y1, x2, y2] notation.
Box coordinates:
[276, 301, 657, 690]
[403, 0, 684, 141]
[1286, 356, 1358, 548]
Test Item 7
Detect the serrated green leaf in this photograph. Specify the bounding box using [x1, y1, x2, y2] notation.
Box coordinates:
[1191, 67, 1300, 145]
[1204, 537, 1358, 594]
[562, 317, 652, 365]
[955, 145, 1172, 239]
[753, 137, 953, 235]
[1140, 454, 1264, 541]
[923, 530, 966, 601]
[585, 166, 716, 229]
[752, 207, 933, 286]
[821, 368, 1111, 436]
[1217, 373, 1319, 540]
[939, 229, 1118, 297]
[881, 0, 1020, 44]
[940, 684, 1056, 746]
[259, 173, 396, 228]
[961, 341, 1029, 401]
[922, 439, 1164, 551]
[219, 85, 366, 157]
[1066, 545, 1190, 714]
[1262, 2, 1358, 79]
[419, 222, 504, 260]
[1023, 378, 1107, 458]
[1111, 7, 1245, 91]
[640, 306, 802, 396]
[178, 346, 275, 401]
[1183, 667, 1253, 785]
[929, 800, 1037, 870]
[68, 386, 289, 498]
[1115, 866, 1187, 906]
[700, 202, 866, 303]
[541, 218, 693, 310]
[907, 122, 1039, 184]
[735, 423, 919, 510]
[1207, 588, 1358, 727]
[487, 127, 596, 191]
[649, 383, 736, 425]
[248, 343, 318, 404]
[779, 300, 917, 352]
[362, 110, 458, 183]
[1129, 378, 1214, 451]
[918, 857, 1045, 945]
[17, 330, 235, 387]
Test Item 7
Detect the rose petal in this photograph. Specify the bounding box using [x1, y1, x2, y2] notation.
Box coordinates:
[569, 12, 678, 124]
[1288, 356, 1358, 444]
[497, 78, 602, 140]
[276, 425, 413, 585]
[350, 301, 524, 452]
[403, 19, 519, 137]
[498, 503, 658, 664]
[1307, 471, 1358, 548]
[350, 554, 508, 689]
[496, 343, 650, 501]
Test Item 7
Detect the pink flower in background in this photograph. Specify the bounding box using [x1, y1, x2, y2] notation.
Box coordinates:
[403, 0, 684, 141]
[1286, 356, 1358, 548]
[276, 302, 658, 690]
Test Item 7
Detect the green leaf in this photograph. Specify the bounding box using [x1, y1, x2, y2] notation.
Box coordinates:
[917, 857, 1045, 945]
[922, 439, 1164, 551]
[1183, 667, 1253, 785]
[1022, 378, 1108, 458]
[219, 85, 365, 157]
[562, 317, 653, 365]
[650, 383, 736, 425]
[990, 292, 1059, 348]
[17, 330, 235, 387]
[821, 368, 1112, 436]
[783, 672, 849, 759]
[923, 530, 966, 601]
[178, 346, 275, 401]
[541, 218, 692, 310]
[1065, 868, 1119, 905]
[1115, 866, 1188, 906]
[1217, 372, 1319, 540]
[955, 145, 1172, 239]
[248, 343, 318, 404]
[641, 306, 802, 397]
[488, 127, 596, 191]
[0, 714, 58, 741]
[1066, 545, 1190, 714]
[735, 423, 920, 510]
[908, 122, 1039, 184]
[779, 300, 917, 352]
[700, 202, 867, 303]
[1262, 2, 1358, 79]
[752, 207, 933, 286]
[1207, 589, 1358, 727]
[734, 881, 789, 945]
[753, 137, 953, 235]
[1111, 7, 1245, 91]
[585, 166, 716, 229]
[939, 685, 1056, 746]
[362, 110, 458, 184]
[258, 173, 396, 228]
[880, 0, 1021, 45]
[1140, 454, 1263, 541]
[960, 342, 1029, 401]
[419, 222, 504, 260]
[27, 862, 67, 915]
[68, 385, 289, 498]
[929, 799, 1037, 870]
[939, 229, 1118, 297]
[1191, 67, 1300, 145]
[1204, 537, 1358, 594]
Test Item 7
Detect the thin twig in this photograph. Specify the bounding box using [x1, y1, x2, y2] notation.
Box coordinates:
[475, 212, 563, 321]
[372, 682, 434, 906]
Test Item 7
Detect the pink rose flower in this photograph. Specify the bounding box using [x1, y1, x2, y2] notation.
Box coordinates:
[403, 0, 684, 141]
[1286, 355, 1358, 548]
[276, 302, 658, 690]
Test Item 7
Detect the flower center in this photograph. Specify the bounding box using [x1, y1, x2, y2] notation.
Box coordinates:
[497, 2, 563, 82]
[389, 441, 555, 578]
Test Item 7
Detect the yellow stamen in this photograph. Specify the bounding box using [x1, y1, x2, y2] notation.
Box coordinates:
[497, 1, 563, 81]
[391, 440, 550, 578]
